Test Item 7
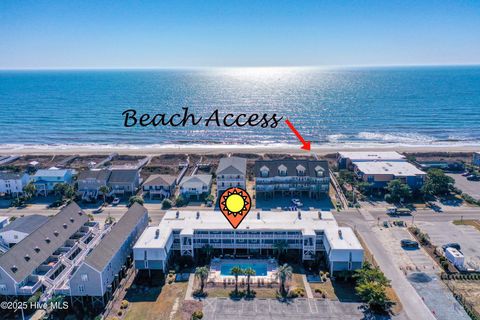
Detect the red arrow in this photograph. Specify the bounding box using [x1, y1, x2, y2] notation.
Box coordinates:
[285, 119, 311, 151]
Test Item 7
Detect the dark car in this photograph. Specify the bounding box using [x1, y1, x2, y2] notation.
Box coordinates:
[401, 239, 419, 248]
[467, 175, 480, 181]
[442, 243, 461, 251]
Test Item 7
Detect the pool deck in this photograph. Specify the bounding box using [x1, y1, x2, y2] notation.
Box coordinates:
[209, 259, 278, 284]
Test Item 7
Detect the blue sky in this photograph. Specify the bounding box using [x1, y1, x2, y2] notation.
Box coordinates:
[0, 0, 479, 69]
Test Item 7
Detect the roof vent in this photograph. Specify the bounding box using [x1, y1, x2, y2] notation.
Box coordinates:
[257, 212, 260, 220]
[338, 230, 343, 239]
[70, 218, 75, 223]
[318, 212, 322, 219]
[176, 211, 179, 219]
[196, 211, 200, 219]
[78, 211, 83, 216]
[54, 230, 59, 236]
[45, 237, 51, 244]
[63, 223, 68, 229]
[11, 265, 18, 273]
[24, 255, 30, 262]
[34, 246, 40, 253]
[155, 229, 160, 239]
[298, 211, 302, 219]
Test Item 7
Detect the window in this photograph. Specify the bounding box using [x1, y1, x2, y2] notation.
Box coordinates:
[78, 285, 85, 293]
[81, 274, 88, 282]
[0, 284, 6, 292]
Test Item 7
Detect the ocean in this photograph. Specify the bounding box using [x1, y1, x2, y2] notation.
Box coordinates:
[1, 66, 479, 150]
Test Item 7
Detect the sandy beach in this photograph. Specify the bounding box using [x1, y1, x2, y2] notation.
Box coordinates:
[0, 143, 478, 156]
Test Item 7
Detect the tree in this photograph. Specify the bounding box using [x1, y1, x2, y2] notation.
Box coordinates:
[339, 170, 356, 184]
[99, 185, 110, 204]
[422, 169, 454, 196]
[194, 266, 209, 294]
[23, 183, 36, 199]
[385, 179, 411, 203]
[276, 263, 293, 297]
[244, 267, 256, 296]
[128, 195, 144, 207]
[162, 198, 173, 209]
[201, 244, 214, 262]
[230, 266, 244, 295]
[175, 195, 187, 207]
[53, 183, 67, 197]
[273, 240, 289, 261]
[105, 214, 115, 225]
[354, 262, 393, 312]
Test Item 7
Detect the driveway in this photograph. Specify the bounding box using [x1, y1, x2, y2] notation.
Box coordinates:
[203, 298, 373, 320]
[448, 173, 480, 200]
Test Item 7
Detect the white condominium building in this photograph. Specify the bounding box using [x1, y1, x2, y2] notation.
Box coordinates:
[133, 210, 364, 275]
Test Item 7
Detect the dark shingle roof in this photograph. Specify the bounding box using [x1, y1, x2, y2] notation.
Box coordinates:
[0, 202, 89, 283]
[143, 174, 176, 187]
[108, 169, 139, 184]
[0, 215, 49, 234]
[216, 157, 247, 175]
[254, 160, 329, 178]
[77, 169, 111, 182]
[84, 203, 147, 271]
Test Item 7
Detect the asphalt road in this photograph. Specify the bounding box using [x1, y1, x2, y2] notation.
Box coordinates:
[448, 173, 480, 199]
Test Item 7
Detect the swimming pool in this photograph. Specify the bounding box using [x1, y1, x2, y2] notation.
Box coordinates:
[220, 263, 268, 276]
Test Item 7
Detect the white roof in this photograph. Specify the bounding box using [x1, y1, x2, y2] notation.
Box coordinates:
[180, 174, 212, 186]
[134, 210, 355, 250]
[354, 161, 425, 176]
[446, 247, 464, 258]
[339, 151, 405, 161]
[0, 216, 9, 224]
[325, 227, 363, 250]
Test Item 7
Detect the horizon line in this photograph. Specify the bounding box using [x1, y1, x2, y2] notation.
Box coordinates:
[1, 63, 480, 71]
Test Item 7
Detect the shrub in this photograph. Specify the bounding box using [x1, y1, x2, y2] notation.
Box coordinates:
[117, 310, 123, 316]
[289, 288, 305, 298]
[120, 300, 129, 309]
[176, 195, 187, 207]
[192, 310, 203, 320]
[162, 199, 173, 209]
[441, 261, 449, 270]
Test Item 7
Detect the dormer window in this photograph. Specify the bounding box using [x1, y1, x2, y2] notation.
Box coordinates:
[24, 255, 30, 262]
[78, 211, 83, 216]
[260, 165, 269, 178]
[34, 247, 40, 253]
[54, 230, 59, 236]
[45, 237, 51, 244]
[70, 218, 75, 223]
[11, 265, 18, 273]
[278, 164, 287, 176]
[63, 223, 68, 229]
[314, 165, 324, 177]
[296, 164, 306, 176]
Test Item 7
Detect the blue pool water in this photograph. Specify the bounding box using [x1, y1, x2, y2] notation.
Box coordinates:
[220, 263, 268, 276]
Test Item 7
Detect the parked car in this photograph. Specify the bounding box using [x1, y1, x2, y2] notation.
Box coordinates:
[112, 197, 120, 205]
[401, 239, 419, 248]
[442, 243, 461, 251]
[467, 175, 480, 181]
[386, 207, 397, 215]
[461, 172, 471, 177]
[291, 198, 303, 207]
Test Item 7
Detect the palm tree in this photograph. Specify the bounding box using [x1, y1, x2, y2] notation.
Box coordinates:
[23, 183, 36, 199]
[194, 266, 209, 294]
[99, 185, 110, 204]
[273, 240, 289, 261]
[243, 267, 256, 296]
[276, 263, 293, 297]
[202, 244, 214, 263]
[230, 266, 244, 295]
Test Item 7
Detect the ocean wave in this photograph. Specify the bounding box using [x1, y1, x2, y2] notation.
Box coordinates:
[356, 132, 436, 143]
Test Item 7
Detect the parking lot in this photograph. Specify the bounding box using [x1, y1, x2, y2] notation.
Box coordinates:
[255, 195, 333, 211]
[418, 221, 480, 269]
[373, 226, 469, 319]
[203, 298, 365, 320]
[448, 173, 480, 199]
